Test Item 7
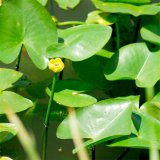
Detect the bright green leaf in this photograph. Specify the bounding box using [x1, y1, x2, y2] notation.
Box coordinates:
[104, 43, 160, 87]
[107, 113, 160, 149]
[141, 24, 160, 46]
[0, 123, 17, 144]
[0, 91, 33, 114]
[0, 0, 57, 69]
[92, 0, 160, 17]
[47, 24, 112, 61]
[55, 0, 80, 10]
[46, 80, 97, 107]
[57, 96, 139, 139]
[0, 68, 22, 91]
[36, 0, 48, 5]
[101, 0, 150, 4]
[0, 157, 13, 160]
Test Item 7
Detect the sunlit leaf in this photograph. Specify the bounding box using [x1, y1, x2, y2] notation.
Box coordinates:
[0, 68, 22, 91]
[107, 112, 160, 149]
[141, 24, 160, 46]
[55, 0, 80, 10]
[92, 0, 160, 17]
[0, 91, 33, 114]
[101, 0, 150, 4]
[57, 96, 139, 139]
[0, 123, 17, 144]
[104, 43, 160, 87]
[0, 0, 57, 69]
[47, 24, 112, 61]
[0, 157, 13, 160]
[46, 80, 97, 107]
[36, 0, 48, 5]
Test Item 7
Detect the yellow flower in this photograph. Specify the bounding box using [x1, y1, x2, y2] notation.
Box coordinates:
[48, 58, 64, 73]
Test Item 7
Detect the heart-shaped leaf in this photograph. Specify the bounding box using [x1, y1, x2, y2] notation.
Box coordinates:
[141, 24, 160, 46]
[104, 43, 160, 87]
[47, 24, 112, 61]
[92, 0, 160, 17]
[55, 0, 80, 10]
[0, 123, 17, 144]
[57, 96, 139, 139]
[0, 0, 57, 69]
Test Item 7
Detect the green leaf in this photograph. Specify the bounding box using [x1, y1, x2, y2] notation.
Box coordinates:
[47, 24, 112, 61]
[46, 80, 97, 107]
[100, 0, 150, 4]
[0, 157, 13, 160]
[92, 0, 160, 17]
[104, 43, 160, 87]
[57, 96, 139, 139]
[0, 123, 17, 144]
[0, 68, 22, 91]
[55, 0, 80, 10]
[0, 91, 33, 114]
[141, 24, 160, 46]
[0, 0, 57, 69]
[36, 0, 48, 5]
[107, 113, 160, 149]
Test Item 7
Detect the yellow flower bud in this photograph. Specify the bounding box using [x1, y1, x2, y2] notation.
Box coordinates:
[48, 58, 64, 73]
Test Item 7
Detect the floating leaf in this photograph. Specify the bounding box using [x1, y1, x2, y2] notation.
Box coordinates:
[55, 0, 80, 10]
[0, 123, 17, 144]
[141, 24, 160, 46]
[0, 91, 33, 114]
[0, 68, 22, 91]
[46, 80, 97, 107]
[36, 0, 48, 5]
[107, 112, 160, 149]
[104, 43, 160, 87]
[101, 0, 150, 4]
[0, 0, 57, 69]
[92, 0, 160, 17]
[57, 96, 139, 139]
[47, 24, 112, 61]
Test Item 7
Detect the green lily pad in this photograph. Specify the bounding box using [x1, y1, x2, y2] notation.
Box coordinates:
[92, 0, 160, 17]
[101, 0, 150, 4]
[104, 43, 160, 87]
[0, 68, 22, 91]
[36, 0, 48, 5]
[107, 112, 160, 149]
[0, 123, 17, 144]
[0, 0, 57, 69]
[47, 24, 112, 61]
[57, 96, 139, 139]
[141, 24, 160, 46]
[55, 0, 80, 10]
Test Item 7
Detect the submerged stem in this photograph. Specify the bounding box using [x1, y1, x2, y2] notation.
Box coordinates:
[42, 73, 57, 160]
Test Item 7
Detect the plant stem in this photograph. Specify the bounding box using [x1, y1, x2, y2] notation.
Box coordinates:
[92, 146, 96, 160]
[57, 21, 85, 26]
[116, 148, 130, 160]
[145, 87, 155, 101]
[15, 46, 23, 71]
[42, 73, 57, 160]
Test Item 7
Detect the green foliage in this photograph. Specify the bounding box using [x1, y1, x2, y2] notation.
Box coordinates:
[0, 0, 57, 69]
[54, 0, 80, 10]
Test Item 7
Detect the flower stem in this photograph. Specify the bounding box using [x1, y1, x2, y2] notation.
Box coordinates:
[42, 73, 57, 160]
